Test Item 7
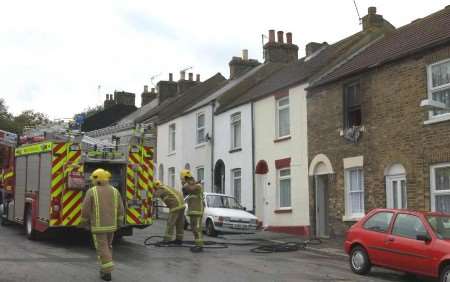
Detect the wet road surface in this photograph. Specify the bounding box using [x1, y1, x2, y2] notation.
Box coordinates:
[0, 219, 435, 282]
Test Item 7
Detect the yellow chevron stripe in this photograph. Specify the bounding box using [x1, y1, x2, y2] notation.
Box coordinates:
[51, 173, 64, 197]
[72, 216, 81, 225]
[126, 190, 133, 200]
[62, 204, 82, 225]
[62, 191, 82, 215]
[50, 219, 59, 226]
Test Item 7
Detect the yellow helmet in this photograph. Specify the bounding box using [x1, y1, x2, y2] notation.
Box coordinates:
[180, 169, 193, 180]
[90, 168, 111, 182]
[154, 180, 161, 187]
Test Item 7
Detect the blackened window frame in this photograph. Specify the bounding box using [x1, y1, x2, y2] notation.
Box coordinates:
[343, 81, 362, 129]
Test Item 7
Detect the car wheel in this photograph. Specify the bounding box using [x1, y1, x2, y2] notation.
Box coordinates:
[349, 246, 371, 275]
[206, 219, 217, 237]
[25, 207, 37, 240]
[440, 265, 450, 282]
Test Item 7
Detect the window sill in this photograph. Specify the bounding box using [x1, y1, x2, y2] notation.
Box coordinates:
[342, 215, 364, 222]
[274, 208, 292, 214]
[195, 143, 206, 149]
[274, 135, 292, 143]
[167, 151, 176, 156]
[229, 148, 242, 154]
[424, 114, 450, 125]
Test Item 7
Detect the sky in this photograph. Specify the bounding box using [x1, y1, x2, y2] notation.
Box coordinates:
[0, 0, 448, 120]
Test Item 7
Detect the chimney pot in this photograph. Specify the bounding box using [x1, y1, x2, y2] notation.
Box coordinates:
[105, 94, 108, 100]
[151, 88, 155, 93]
[188, 72, 193, 81]
[180, 70, 186, 80]
[286, 32, 292, 44]
[277, 31, 284, 43]
[196, 74, 200, 82]
[144, 85, 148, 93]
[368, 6, 377, 15]
[169, 73, 173, 81]
[242, 49, 249, 60]
[268, 30, 275, 42]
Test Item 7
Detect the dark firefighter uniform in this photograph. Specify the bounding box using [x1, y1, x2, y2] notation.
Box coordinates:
[153, 180, 186, 243]
[180, 169, 204, 252]
[81, 169, 124, 281]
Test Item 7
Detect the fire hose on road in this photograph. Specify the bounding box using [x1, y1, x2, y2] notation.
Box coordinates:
[143, 235, 322, 253]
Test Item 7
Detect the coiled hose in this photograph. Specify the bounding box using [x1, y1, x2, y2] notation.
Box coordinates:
[144, 235, 321, 253]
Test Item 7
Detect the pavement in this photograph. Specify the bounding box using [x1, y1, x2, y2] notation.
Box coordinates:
[0, 218, 435, 282]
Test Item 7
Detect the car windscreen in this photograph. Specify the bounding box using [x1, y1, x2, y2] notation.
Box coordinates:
[206, 195, 242, 209]
[427, 215, 450, 239]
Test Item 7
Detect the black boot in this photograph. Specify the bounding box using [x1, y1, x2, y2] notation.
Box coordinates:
[190, 246, 203, 253]
[171, 239, 183, 245]
[100, 272, 112, 281]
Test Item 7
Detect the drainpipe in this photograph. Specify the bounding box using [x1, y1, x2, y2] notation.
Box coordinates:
[251, 102, 256, 214]
[210, 101, 215, 193]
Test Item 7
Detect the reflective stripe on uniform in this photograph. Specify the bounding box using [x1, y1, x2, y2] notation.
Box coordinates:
[113, 188, 118, 224]
[101, 261, 114, 270]
[91, 226, 117, 233]
[169, 205, 186, 213]
[93, 187, 100, 227]
[187, 211, 203, 216]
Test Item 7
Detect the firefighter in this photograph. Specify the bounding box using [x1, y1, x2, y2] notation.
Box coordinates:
[153, 180, 185, 244]
[80, 168, 124, 281]
[180, 169, 204, 252]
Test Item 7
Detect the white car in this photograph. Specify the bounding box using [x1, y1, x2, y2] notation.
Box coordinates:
[185, 192, 261, 237]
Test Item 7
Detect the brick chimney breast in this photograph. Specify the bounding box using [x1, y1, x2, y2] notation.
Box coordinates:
[305, 42, 328, 56]
[229, 50, 260, 79]
[362, 6, 385, 31]
[141, 85, 157, 107]
[157, 74, 178, 104]
[264, 30, 299, 63]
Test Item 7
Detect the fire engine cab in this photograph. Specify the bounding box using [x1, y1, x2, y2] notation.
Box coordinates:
[0, 126, 155, 240]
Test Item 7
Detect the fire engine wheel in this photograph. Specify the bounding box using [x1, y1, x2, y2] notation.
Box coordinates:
[25, 208, 37, 240]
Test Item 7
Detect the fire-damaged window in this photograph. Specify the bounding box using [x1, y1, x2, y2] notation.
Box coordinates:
[344, 82, 362, 128]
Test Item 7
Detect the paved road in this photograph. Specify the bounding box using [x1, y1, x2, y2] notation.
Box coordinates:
[0, 219, 434, 282]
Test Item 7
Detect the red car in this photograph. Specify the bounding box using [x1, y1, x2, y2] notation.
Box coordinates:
[345, 208, 450, 281]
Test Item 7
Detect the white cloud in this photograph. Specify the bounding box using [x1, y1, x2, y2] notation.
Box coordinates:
[0, 0, 447, 119]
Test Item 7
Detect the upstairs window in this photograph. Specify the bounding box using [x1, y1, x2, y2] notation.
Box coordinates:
[276, 97, 290, 138]
[344, 82, 361, 128]
[428, 59, 450, 117]
[196, 112, 206, 144]
[230, 112, 241, 150]
[196, 166, 205, 185]
[169, 123, 176, 153]
[168, 167, 176, 188]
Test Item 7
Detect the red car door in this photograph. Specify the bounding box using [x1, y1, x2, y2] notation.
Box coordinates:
[357, 211, 394, 266]
[384, 213, 433, 276]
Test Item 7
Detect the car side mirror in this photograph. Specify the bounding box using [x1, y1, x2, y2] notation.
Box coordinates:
[416, 234, 431, 242]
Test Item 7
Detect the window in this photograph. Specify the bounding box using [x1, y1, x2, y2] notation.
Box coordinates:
[168, 167, 176, 187]
[345, 168, 364, 218]
[278, 168, 291, 208]
[431, 164, 450, 213]
[392, 214, 428, 240]
[196, 166, 204, 185]
[387, 177, 407, 209]
[158, 164, 164, 183]
[168, 124, 176, 153]
[427, 59, 450, 117]
[363, 212, 393, 233]
[344, 82, 362, 128]
[196, 112, 206, 144]
[231, 169, 242, 203]
[276, 97, 290, 138]
[230, 112, 241, 149]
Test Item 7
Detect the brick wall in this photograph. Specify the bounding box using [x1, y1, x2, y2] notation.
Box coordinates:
[307, 45, 450, 237]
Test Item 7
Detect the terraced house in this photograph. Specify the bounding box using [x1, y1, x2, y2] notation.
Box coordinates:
[307, 6, 450, 237]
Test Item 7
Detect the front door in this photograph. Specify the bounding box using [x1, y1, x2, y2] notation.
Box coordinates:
[315, 175, 329, 238]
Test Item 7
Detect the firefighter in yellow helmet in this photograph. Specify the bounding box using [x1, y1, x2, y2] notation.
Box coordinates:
[153, 180, 186, 244]
[180, 169, 204, 252]
[80, 168, 124, 281]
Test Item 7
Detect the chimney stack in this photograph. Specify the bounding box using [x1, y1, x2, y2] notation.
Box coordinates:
[286, 32, 292, 44]
[141, 86, 157, 107]
[196, 74, 200, 82]
[188, 72, 193, 81]
[268, 30, 275, 42]
[362, 6, 392, 31]
[157, 74, 178, 104]
[263, 30, 299, 63]
[305, 42, 328, 56]
[144, 85, 148, 93]
[169, 73, 173, 81]
[180, 71, 186, 80]
[242, 49, 249, 60]
[229, 50, 260, 79]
